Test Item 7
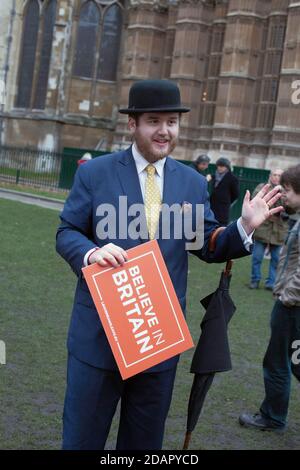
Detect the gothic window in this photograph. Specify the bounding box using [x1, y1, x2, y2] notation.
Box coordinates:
[261, 26, 268, 51]
[257, 54, 264, 77]
[33, 0, 57, 109]
[15, 0, 57, 110]
[254, 81, 261, 102]
[202, 103, 215, 126]
[265, 51, 282, 75]
[254, 21, 285, 130]
[198, 105, 204, 126]
[269, 23, 286, 48]
[257, 104, 276, 128]
[262, 78, 278, 102]
[97, 4, 122, 81]
[207, 80, 218, 102]
[208, 55, 221, 77]
[254, 81, 277, 128]
[251, 103, 258, 127]
[199, 27, 223, 127]
[73, 1, 123, 82]
[73, 1, 100, 78]
[211, 28, 224, 53]
[267, 105, 275, 128]
[15, 0, 40, 108]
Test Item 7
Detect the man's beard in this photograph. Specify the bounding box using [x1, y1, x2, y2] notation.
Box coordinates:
[134, 133, 177, 162]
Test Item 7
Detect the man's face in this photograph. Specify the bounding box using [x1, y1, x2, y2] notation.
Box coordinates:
[269, 169, 283, 186]
[197, 162, 209, 171]
[281, 185, 300, 211]
[216, 165, 227, 174]
[128, 112, 179, 163]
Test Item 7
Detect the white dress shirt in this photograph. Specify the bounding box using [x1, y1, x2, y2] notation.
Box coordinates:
[131, 142, 165, 199]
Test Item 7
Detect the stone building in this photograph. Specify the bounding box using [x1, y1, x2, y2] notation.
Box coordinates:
[0, 0, 299, 168]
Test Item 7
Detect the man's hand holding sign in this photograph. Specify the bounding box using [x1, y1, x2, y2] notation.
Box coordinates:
[83, 241, 194, 380]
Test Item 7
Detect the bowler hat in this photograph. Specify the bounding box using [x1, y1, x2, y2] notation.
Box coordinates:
[119, 79, 190, 114]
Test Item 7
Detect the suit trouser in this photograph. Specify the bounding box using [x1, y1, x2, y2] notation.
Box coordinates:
[260, 300, 300, 427]
[62, 354, 177, 450]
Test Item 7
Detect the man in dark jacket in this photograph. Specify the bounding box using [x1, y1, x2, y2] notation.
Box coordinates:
[210, 157, 240, 225]
[192, 154, 212, 182]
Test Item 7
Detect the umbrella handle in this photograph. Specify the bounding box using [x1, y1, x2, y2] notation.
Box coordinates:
[224, 260, 233, 276]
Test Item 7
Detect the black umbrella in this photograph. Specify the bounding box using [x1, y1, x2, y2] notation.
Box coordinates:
[183, 259, 236, 450]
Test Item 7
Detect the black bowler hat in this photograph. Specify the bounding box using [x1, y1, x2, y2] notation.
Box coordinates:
[119, 79, 190, 114]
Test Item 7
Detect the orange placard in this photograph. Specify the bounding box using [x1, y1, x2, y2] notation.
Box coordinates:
[82, 240, 194, 379]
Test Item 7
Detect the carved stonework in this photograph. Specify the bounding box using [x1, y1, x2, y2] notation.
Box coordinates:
[177, 0, 228, 5]
[0, 0, 298, 165]
[129, 0, 169, 12]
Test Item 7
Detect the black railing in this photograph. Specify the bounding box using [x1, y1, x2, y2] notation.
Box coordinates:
[0, 146, 64, 188]
[0, 147, 272, 216]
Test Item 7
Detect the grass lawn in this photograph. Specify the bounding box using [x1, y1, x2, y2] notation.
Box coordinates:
[0, 199, 299, 450]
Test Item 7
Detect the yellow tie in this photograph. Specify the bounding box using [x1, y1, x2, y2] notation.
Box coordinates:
[145, 164, 162, 239]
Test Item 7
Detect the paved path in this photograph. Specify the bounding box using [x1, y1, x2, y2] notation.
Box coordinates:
[0, 188, 64, 211]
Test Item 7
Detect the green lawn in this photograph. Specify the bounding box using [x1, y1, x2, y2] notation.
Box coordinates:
[0, 198, 299, 450]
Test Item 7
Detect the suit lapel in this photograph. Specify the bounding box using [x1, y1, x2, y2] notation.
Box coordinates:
[115, 147, 148, 242]
[115, 147, 144, 207]
[162, 156, 178, 207]
[156, 157, 181, 244]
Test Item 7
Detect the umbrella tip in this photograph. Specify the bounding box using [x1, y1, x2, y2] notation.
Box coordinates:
[183, 432, 192, 450]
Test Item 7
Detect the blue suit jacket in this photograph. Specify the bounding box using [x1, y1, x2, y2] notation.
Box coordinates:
[56, 147, 249, 372]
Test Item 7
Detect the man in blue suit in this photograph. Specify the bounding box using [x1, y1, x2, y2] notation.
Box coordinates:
[56, 80, 283, 450]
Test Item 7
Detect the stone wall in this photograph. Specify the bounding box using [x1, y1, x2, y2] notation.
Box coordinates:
[0, 0, 299, 169]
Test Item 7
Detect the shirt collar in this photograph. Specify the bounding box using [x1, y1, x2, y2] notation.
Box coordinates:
[132, 143, 166, 178]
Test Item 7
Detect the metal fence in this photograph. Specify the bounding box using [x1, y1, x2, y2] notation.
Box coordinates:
[0, 145, 64, 188]
[0, 147, 271, 219]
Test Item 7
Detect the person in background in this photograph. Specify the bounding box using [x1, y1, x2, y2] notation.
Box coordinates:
[77, 152, 92, 166]
[192, 154, 212, 182]
[210, 157, 240, 226]
[239, 164, 300, 433]
[249, 169, 288, 290]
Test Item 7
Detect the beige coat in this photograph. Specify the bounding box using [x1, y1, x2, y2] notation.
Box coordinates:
[273, 214, 300, 307]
